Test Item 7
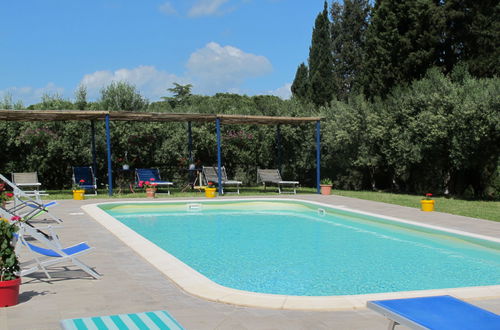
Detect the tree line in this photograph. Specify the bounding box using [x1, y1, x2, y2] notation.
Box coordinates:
[0, 0, 498, 199]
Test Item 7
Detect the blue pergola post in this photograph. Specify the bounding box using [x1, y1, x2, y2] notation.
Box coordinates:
[90, 120, 98, 179]
[216, 117, 223, 195]
[105, 114, 113, 196]
[316, 120, 321, 194]
[188, 121, 193, 163]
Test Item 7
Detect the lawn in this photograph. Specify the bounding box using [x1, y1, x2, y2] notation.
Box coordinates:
[46, 187, 499, 222]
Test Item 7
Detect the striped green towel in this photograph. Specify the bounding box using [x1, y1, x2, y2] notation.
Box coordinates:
[60, 310, 184, 330]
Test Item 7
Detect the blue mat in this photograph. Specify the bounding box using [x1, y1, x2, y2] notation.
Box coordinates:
[368, 295, 500, 330]
[60, 310, 184, 330]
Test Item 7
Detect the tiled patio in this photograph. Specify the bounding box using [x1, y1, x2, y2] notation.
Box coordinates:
[2, 194, 499, 329]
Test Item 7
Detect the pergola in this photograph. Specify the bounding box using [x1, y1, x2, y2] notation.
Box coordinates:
[0, 110, 323, 196]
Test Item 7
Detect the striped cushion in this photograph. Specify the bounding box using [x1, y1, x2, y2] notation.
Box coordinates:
[60, 310, 184, 330]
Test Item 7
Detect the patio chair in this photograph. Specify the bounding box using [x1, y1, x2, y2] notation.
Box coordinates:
[135, 168, 174, 195]
[0, 173, 62, 223]
[16, 222, 101, 279]
[202, 166, 242, 194]
[61, 310, 184, 330]
[367, 295, 500, 330]
[257, 168, 299, 194]
[11, 172, 47, 202]
[72, 166, 98, 195]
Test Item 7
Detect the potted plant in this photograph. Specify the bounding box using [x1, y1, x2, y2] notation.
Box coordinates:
[138, 178, 158, 198]
[0, 215, 21, 307]
[205, 181, 217, 198]
[421, 193, 435, 212]
[0, 183, 14, 207]
[72, 179, 86, 200]
[320, 178, 333, 195]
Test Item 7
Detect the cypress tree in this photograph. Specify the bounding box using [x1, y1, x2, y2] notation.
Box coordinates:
[330, 0, 371, 101]
[291, 62, 310, 100]
[362, 0, 443, 98]
[441, 0, 499, 77]
[308, 1, 335, 106]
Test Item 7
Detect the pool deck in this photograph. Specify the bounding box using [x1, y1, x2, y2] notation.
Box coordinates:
[2, 194, 500, 329]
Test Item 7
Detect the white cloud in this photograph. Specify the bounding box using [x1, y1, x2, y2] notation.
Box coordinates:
[187, 42, 272, 94]
[188, 0, 230, 17]
[159, 2, 177, 15]
[80, 65, 184, 100]
[266, 82, 292, 99]
[0, 83, 65, 106]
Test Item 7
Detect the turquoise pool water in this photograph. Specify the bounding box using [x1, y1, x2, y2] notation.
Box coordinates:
[101, 200, 500, 296]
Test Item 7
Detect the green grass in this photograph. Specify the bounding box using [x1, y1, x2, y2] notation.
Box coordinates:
[46, 187, 499, 222]
[331, 190, 500, 222]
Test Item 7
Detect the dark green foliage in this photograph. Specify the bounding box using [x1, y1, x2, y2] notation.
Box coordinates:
[0, 220, 20, 281]
[362, 0, 443, 98]
[330, 0, 371, 100]
[308, 1, 335, 106]
[291, 63, 310, 100]
[440, 0, 500, 77]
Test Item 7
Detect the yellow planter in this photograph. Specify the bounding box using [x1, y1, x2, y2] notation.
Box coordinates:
[205, 187, 216, 198]
[421, 199, 435, 212]
[72, 190, 85, 200]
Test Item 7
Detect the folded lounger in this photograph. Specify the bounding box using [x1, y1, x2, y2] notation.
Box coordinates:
[367, 295, 500, 330]
[135, 168, 174, 195]
[61, 310, 184, 330]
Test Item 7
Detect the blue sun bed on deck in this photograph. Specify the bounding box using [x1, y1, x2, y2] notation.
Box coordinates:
[367, 295, 500, 330]
[60, 310, 184, 330]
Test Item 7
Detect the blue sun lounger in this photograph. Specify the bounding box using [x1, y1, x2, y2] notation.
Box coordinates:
[367, 295, 500, 330]
[61, 310, 184, 330]
[135, 168, 173, 195]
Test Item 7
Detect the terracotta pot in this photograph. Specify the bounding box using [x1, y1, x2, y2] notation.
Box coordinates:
[146, 188, 156, 198]
[320, 184, 332, 195]
[0, 277, 21, 307]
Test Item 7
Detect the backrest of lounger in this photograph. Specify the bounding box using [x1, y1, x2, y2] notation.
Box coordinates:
[136, 168, 161, 183]
[257, 169, 282, 183]
[220, 166, 229, 181]
[12, 172, 39, 185]
[202, 166, 218, 184]
[73, 167, 95, 185]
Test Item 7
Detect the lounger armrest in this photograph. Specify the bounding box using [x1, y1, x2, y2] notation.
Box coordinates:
[278, 181, 299, 184]
[16, 182, 42, 187]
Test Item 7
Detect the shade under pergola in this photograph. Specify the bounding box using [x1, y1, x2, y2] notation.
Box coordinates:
[0, 109, 323, 195]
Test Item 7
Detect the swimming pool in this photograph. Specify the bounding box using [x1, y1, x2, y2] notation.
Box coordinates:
[97, 200, 500, 298]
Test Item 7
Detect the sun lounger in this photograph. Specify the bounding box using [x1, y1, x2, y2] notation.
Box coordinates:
[11, 172, 47, 202]
[61, 310, 184, 330]
[135, 168, 174, 195]
[202, 166, 242, 194]
[257, 168, 299, 194]
[16, 222, 100, 279]
[367, 295, 500, 330]
[0, 173, 62, 223]
[72, 166, 98, 195]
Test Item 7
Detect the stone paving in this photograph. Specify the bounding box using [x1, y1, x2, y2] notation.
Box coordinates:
[1, 194, 499, 329]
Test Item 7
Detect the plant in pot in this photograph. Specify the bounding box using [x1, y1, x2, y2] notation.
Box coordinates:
[72, 179, 86, 200]
[0, 182, 14, 207]
[421, 193, 435, 212]
[205, 181, 217, 198]
[0, 215, 22, 307]
[320, 178, 333, 195]
[139, 178, 158, 198]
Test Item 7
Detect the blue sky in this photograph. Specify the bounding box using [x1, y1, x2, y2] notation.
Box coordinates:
[1, 1, 324, 106]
